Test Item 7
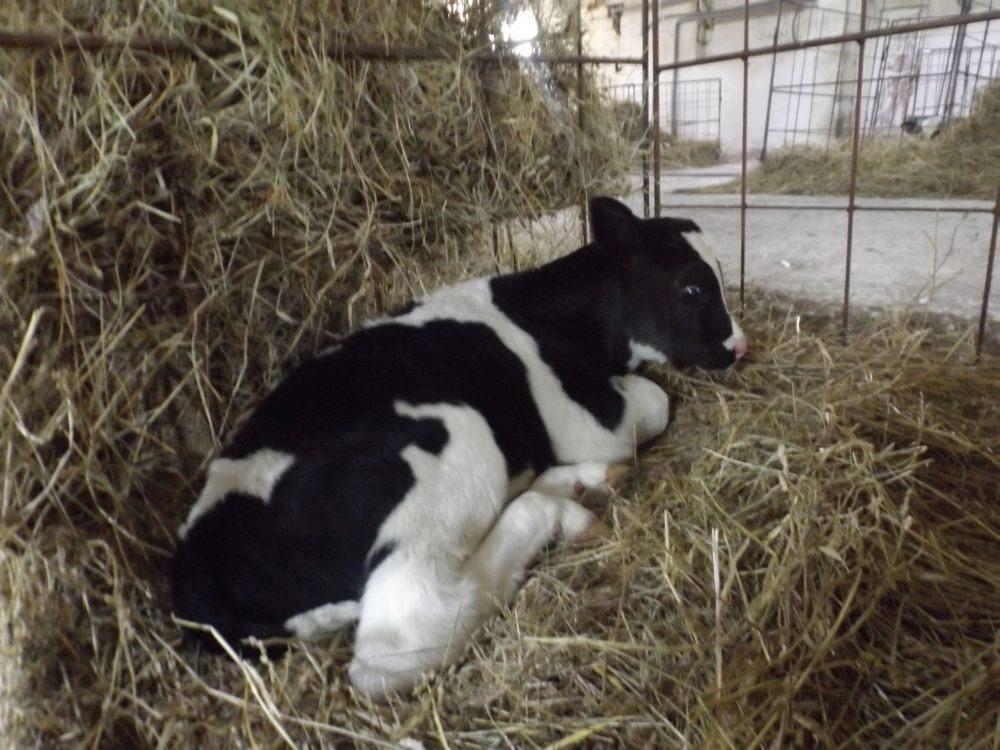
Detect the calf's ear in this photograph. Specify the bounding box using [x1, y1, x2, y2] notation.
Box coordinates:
[590, 197, 636, 250]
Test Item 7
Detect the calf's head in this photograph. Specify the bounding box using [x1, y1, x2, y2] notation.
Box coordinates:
[591, 196, 747, 370]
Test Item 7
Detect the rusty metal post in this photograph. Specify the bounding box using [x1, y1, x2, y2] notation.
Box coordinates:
[653, 0, 661, 216]
[976, 188, 1000, 359]
[642, 0, 651, 218]
[740, 0, 751, 306]
[843, 0, 868, 332]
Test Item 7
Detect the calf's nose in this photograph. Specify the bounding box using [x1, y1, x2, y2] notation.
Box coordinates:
[722, 323, 748, 360]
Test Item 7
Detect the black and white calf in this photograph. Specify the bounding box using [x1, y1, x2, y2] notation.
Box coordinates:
[172, 197, 747, 699]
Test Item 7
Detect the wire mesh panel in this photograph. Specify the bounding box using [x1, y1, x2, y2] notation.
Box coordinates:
[763, 4, 1000, 147]
[661, 77, 722, 141]
[906, 43, 1000, 119]
[606, 78, 722, 144]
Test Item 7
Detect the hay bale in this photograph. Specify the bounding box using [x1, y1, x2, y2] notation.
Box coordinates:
[0, 0, 630, 744]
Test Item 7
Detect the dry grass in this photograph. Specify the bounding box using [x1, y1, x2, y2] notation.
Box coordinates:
[660, 137, 724, 170]
[2, 2, 1000, 748]
[704, 82, 1000, 198]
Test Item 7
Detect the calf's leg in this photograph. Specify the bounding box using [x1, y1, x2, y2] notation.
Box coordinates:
[530, 461, 629, 499]
[613, 374, 671, 447]
[348, 491, 601, 700]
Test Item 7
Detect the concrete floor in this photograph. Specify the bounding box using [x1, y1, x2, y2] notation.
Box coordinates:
[510, 163, 999, 325]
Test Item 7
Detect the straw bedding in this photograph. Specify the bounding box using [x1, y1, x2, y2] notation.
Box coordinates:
[2, 2, 999, 748]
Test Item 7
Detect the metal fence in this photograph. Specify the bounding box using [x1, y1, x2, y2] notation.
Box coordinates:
[639, 1, 1000, 357]
[606, 78, 722, 143]
[761, 3, 1000, 149]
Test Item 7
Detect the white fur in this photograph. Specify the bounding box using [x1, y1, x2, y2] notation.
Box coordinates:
[284, 601, 360, 638]
[179, 448, 295, 538]
[723, 320, 746, 351]
[530, 462, 611, 497]
[370, 401, 511, 561]
[393, 280, 668, 463]
[344, 396, 636, 699]
[316, 342, 343, 358]
[349, 489, 598, 700]
[628, 340, 668, 369]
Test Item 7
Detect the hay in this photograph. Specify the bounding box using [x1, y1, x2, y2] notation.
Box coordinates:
[2, 2, 999, 747]
[703, 82, 1000, 198]
[0, 0, 630, 744]
[660, 137, 723, 169]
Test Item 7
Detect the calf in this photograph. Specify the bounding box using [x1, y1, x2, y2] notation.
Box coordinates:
[172, 196, 747, 699]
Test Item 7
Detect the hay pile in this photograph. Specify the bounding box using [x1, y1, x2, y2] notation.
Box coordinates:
[2, 2, 999, 748]
[706, 82, 1000, 198]
[0, 0, 630, 744]
[660, 137, 723, 169]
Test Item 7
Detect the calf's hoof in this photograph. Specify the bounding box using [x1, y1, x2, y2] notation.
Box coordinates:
[554, 500, 609, 544]
[604, 463, 630, 490]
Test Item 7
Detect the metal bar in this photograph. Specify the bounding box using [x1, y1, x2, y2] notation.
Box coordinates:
[791, 7, 814, 147]
[0, 28, 232, 55]
[653, 0, 661, 217]
[642, 0, 651, 218]
[0, 29, 645, 65]
[716, 78, 723, 145]
[944, 0, 974, 120]
[826, 7, 852, 149]
[772, 69, 987, 92]
[671, 18, 687, 139]
[866, 17, 890, 137]
[976, 188, 1000, 358]
[740, 0, 750, 306]
[655, 9, 1000, 73]
[807, 20, 824, 144]
[973, 16, 993, 84]
[843, 0, 869, 332]
[761, 0, 785, 161]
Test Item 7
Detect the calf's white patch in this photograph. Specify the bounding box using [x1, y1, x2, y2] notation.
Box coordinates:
[284, 600, 360, 638]
[178, 448, 295, 538]
[627, 340, 668, 370]
[370, 400, 510, 561]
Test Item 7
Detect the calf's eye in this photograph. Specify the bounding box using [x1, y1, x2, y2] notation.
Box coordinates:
[683, 284, 704, 297]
